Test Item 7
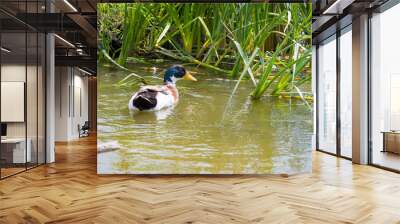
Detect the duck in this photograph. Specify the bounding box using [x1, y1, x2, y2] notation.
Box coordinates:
[128, 65, 197, 111]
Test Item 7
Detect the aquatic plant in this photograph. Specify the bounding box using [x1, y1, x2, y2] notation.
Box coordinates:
[98, 3, 312, 100]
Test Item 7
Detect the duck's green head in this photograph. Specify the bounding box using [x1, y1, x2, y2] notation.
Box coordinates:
[164, 65, 197, 84]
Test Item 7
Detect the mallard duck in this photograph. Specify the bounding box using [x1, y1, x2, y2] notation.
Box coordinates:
[128, 65, 197, 111]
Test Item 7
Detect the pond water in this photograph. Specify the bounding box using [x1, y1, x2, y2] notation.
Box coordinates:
[97, 61, 313, 174]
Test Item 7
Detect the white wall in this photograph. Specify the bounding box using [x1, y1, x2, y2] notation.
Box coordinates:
[55, 66, 69, 141]
[1, 65, 26, 138]
[72, 73, 89, 138]
[1, 63, 46, 164]
[54, 66, 89, 141]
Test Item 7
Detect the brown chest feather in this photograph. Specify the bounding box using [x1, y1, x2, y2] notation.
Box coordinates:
[165, 85, 179, 102]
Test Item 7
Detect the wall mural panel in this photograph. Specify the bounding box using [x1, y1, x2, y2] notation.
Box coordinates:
[97, 3, 313, 174]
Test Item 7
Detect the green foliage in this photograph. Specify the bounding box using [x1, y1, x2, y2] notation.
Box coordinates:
[98, 3, 312, 100]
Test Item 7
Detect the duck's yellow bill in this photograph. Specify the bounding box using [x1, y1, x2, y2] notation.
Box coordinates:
[183, 72, 197, 81]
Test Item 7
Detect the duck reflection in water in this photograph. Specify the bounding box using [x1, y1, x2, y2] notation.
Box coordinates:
[129, 107, 174, 122]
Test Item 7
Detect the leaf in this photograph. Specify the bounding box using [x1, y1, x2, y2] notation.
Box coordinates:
[156, 22, 171, 47]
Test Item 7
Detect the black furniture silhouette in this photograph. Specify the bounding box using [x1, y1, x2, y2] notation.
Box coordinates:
[79, 121, 90, 138]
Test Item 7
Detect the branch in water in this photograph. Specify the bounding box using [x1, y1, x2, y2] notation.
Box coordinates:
[100, 49, 148, 84]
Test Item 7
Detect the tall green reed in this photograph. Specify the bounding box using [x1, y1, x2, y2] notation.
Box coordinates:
[98, 3, 312, 100]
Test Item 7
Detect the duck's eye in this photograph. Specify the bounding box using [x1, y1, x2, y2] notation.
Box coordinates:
[174, 71, 184, 78]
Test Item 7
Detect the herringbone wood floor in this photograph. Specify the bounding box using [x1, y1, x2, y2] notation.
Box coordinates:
[1, 136, 400, 224]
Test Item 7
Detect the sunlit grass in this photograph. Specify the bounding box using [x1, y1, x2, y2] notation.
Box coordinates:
[98, 3, 312, 100]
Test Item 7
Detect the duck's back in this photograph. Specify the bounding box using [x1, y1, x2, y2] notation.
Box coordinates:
[132, 89, 158, 110]
[129, 85, 178, 111]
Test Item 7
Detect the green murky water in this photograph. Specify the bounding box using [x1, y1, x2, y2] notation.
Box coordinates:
[97, 61, 313, 174]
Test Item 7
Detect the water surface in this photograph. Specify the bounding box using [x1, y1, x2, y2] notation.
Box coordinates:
[97, 62, 313, 174]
